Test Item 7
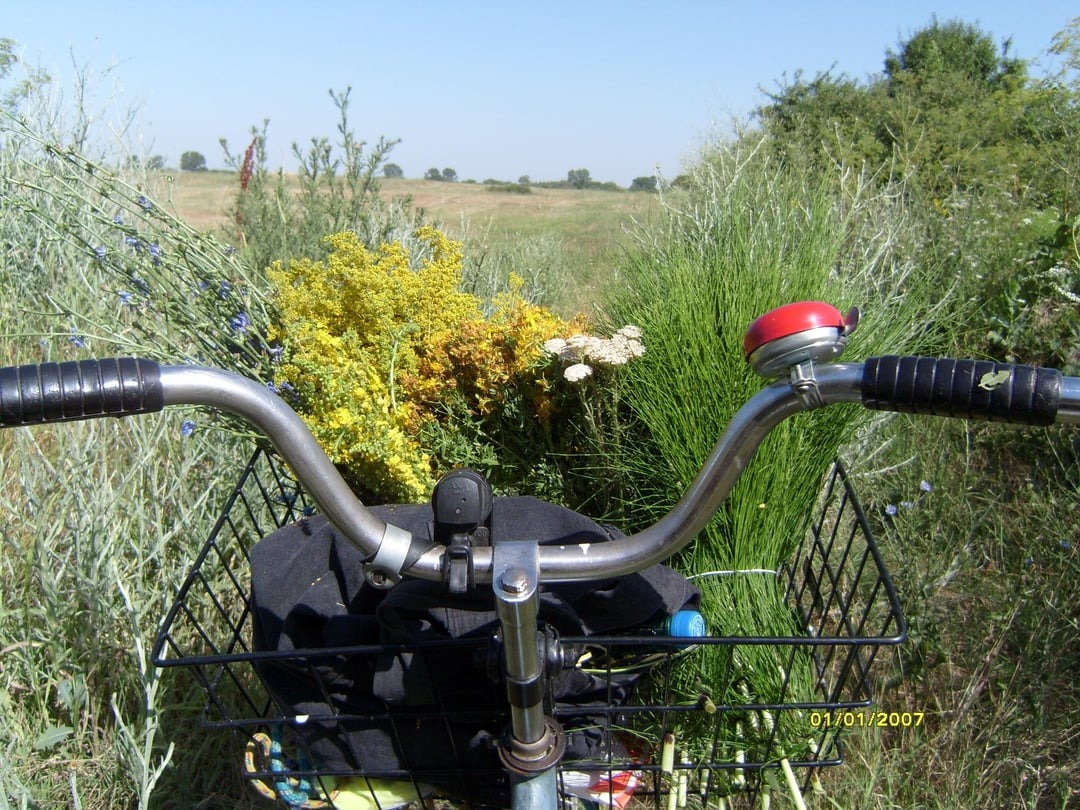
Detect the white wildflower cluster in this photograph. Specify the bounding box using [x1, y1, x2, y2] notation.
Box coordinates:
[543, 325, 645, 383]
[1046, 265, 1080, 305]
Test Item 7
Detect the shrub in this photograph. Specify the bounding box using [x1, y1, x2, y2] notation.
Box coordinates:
[485, 182, 532, 194]
[0, 51, 265, 808]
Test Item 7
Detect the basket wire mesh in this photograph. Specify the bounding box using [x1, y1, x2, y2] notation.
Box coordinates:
[152, 450, 905, 808]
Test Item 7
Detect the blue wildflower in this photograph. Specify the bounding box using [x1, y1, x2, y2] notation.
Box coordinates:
[885, 504, 898, 516]
[1024, 556, 1034, 567]
[274, 491, 298, 507]
[1060, 540, 1073, 550]
[148, 242, 161, 266]
[219, 280, 232, 299]
[180, 419, 196, 438]
[118, 290, 134, 306]
[124, 234, 141, 250]
[68, 329, 87, 349]
[266, 380, 277, 394]
[224, 245, 237, 256]
[919, 480, 932, 493]
[93, 245, 106, 261]
[229, 312, 251, 333]
[133, 277, 150, 296]
[112, 213, 124, 225]
[279, 380, 295, 394]
[137, 195, 153, 211]
[267, 345, 284, 362]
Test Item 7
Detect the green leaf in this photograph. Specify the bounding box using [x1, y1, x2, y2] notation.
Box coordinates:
[33, 725, 73, 751]
[979, 369, 1012, 391]
[57, 675, 88, 715]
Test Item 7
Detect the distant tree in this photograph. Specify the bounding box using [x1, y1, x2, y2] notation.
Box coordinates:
[756, 68, 888, 173]
[441, 167, 458, 182]
[567, 168, 591, 189]
[630, 175, 658, 192]
[383, 163, 404, 178]
[518, 174, 530, 184]
[147, 154, 166, 171]
[424, 167, 442, 181]
[180, 151, 207, 172]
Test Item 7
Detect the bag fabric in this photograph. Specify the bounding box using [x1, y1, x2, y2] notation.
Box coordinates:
[249, 496, 698, 806]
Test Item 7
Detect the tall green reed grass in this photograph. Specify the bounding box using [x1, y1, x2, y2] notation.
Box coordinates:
[603, 141, 947, 592]
[593, 141, 956, 784]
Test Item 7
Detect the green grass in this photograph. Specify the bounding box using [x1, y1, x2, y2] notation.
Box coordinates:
[0, 414, 252, 807]
[0, 106, 273, 808]
[818, 417, 1080, 808]
[579, 143, 951, 802]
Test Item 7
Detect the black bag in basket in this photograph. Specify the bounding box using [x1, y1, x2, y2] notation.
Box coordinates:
[249, 496, 698, 805]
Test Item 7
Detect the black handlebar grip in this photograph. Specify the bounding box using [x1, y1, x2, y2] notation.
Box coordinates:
[862, 356, 1061, 425]
[0, 358, 164, 427]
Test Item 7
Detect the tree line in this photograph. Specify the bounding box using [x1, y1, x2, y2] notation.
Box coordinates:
[757, 16, 1078, 221]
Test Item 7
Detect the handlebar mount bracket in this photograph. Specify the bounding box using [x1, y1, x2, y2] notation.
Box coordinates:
[363, 522, 413, 589]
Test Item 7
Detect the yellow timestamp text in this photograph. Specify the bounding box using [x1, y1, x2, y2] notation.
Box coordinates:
[808, 710, 925, 728]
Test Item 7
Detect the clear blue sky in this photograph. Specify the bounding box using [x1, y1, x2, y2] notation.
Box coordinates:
[4, 1, 1076, 185]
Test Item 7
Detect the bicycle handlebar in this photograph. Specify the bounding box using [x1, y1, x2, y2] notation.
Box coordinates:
[3, 355, 1078, 585]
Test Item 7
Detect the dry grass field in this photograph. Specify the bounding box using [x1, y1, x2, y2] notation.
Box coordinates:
[158, 172, 661, 314]
[164, 172, 656, 231]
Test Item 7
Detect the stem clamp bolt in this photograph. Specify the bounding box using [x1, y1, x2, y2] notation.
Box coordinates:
[498, 566, 531, 596]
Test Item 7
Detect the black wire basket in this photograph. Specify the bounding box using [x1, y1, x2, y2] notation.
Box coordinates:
[152, 449, 905, 809]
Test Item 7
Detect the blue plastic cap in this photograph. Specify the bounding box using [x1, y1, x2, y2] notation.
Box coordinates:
[668, 609, 707, 637]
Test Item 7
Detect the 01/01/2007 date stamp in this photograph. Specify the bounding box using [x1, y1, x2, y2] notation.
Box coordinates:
[808, 711, 925, 728]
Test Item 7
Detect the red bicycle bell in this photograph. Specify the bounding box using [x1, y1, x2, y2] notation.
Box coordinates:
[743, 301, 859, 377]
